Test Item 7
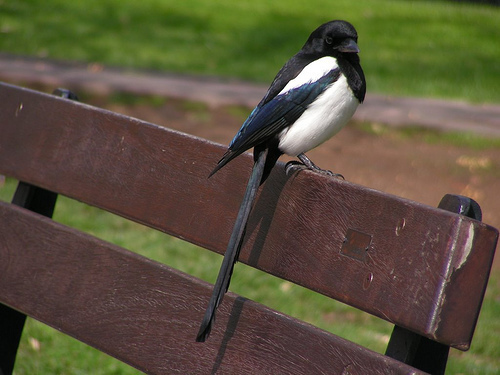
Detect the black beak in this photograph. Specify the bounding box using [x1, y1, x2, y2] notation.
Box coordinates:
[339, 38, 359, 53]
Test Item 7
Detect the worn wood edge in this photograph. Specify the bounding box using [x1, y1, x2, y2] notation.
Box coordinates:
[0, 82, 498, 348]
[0, 202, 426, 375]
[433, 217, 498, 350]
[380, 213, 498, 350]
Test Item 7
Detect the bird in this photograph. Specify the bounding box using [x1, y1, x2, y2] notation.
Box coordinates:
[196, 19, 366, 342]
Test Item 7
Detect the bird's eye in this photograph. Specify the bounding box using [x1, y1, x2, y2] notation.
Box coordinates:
[325, 36, 333, 44]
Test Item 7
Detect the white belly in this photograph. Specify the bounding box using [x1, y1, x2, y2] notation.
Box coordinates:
[278, 74, 359, 156]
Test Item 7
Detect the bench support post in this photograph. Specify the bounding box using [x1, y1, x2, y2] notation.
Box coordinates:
[0, 183, 58, 374]
[385, 325, 449, 375]
[0, 88, 75, 375]
[385, 194, 482, 375]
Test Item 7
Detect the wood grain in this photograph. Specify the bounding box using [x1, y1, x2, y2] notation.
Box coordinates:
[0, 202, 425, 374]
[0, 82, 497, 349]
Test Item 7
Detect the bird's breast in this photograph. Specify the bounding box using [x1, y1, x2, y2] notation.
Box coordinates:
[278, 74, 359, 156]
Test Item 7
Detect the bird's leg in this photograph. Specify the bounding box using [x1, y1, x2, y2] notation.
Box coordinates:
[286, 153, 344, 179]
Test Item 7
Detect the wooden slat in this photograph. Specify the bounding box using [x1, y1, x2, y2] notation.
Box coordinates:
[0, 181, 58, 374]
[0, 82, 497, 349]
[0, 202, 425, 374]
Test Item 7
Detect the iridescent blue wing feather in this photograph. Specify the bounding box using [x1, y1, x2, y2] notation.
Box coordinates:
[209, 68, 341, 177]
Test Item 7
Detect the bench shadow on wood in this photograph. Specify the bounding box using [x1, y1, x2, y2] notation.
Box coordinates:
[0, 83, 497, 374]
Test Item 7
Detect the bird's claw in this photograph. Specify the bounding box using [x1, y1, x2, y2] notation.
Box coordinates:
[321, 169, 345, 180]
[285, 161, 305, 175]
[285, 161, 344, 180]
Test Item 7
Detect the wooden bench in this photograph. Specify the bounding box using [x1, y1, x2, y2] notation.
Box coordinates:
[0, 82, 497, 374]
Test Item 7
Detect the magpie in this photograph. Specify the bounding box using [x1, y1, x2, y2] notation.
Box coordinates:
[196, 20, 366, 342]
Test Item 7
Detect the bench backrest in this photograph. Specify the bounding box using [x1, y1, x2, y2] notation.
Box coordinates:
[0, 82, 497, 374]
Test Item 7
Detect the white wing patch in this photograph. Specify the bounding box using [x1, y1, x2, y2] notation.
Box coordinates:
[278, 56, 339, 96]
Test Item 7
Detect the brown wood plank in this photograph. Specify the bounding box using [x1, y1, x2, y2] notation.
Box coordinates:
[0, 83, 497, 349]
[0, 181, 58, 374]
[0, 202, 426, 374]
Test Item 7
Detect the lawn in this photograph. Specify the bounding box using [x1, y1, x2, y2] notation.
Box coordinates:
[0, 0, 499, 103]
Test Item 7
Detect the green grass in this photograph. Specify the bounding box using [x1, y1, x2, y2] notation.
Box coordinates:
[358, 122, 500, 150]
[1, 0, 499, 103]
[1, 174, 499, 374]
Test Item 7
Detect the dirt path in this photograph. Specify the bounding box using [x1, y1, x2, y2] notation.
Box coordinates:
[1, 53, 500, 136]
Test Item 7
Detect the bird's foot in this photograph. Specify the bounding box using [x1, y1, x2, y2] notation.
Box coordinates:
[285, 159, 344, 180]
[285, 160, 305, 175]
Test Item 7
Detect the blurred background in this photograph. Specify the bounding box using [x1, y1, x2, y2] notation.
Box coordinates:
[1, 0, 499, 102]
[1, 0, 499, 373]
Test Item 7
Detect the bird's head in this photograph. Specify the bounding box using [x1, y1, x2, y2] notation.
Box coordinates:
[304, 20, 360, 57]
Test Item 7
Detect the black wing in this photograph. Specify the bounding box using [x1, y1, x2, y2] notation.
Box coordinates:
[209, 67, 341, 176]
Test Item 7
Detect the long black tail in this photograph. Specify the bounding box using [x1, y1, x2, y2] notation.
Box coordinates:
[196, 149, 268, 342]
